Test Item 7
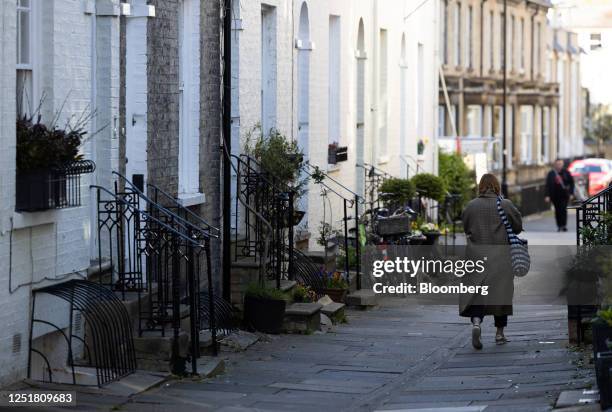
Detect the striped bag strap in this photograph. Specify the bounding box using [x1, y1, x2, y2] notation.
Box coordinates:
[496, 196, 518, 242]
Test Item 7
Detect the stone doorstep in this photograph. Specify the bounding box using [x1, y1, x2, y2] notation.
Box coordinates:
[265, 279, 297, 293]
[555, 389, 599, 409]
[345, 289, 379, 309]
[320, 302, 346, 324]
[283, 302, 323, 334]
[133, 331, 190, 359]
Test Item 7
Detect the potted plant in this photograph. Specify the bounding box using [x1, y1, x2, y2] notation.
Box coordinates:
[16, 114, 89, 211]
[243, 283, 288, 334]
[293, 283, 317, 303]
[379, 178, 415, 211]
[410, 173, 447, 203]
[321, 271, 349, 303]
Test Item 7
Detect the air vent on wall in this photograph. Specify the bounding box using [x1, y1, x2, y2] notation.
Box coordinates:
[12, 333, 22, 354]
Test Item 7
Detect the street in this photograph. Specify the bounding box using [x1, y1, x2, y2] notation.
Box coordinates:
[20, 211, 591, 412]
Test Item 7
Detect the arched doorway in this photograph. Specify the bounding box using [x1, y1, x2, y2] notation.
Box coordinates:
[355, 19, 366, 196]
[297, 2, 310, 229]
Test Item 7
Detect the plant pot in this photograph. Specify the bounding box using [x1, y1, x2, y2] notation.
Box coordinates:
[593, 322, 612, 357]
[321, 288, 348, 303]
[409, 234, 427, 245]
[596, 351, 612, 409]
[16, 169, 67, 211]
[422, 231, 441, 245]
[243, 295, 286, 334]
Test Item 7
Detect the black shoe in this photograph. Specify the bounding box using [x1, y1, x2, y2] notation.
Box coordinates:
[557, 227, 562, 232]
[562, 227, 568, 232]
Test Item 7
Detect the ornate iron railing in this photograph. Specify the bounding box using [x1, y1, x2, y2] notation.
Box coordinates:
[357, 162, 393, 213]
[91, 180, 220, 375]
[301, 163, 365, 290]
[574, 183, 612, 246]
[231, 154, 296, 288]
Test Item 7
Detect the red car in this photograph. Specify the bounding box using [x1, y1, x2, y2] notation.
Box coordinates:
[568, 158, 612, 197]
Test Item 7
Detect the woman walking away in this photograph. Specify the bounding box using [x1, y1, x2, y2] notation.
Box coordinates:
[460, 174, 523, 349]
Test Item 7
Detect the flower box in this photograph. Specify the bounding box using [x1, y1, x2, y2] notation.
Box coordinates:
[328, 144, 348, 164]
[321, 288, 348, 303]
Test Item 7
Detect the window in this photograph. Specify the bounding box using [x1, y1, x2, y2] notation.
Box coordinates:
[534, 22, 540, 77]
[519, 18, 524, 72]
[328, 15, 341, 146]
[499, 12, 504, 71]
[520, 105, 534, 164]
[16, 0, 36, 116]
[541, 106, 550, 164]
[466, 105, 482, 137]
[454, 2, 461, 66]
[441, 0, 448, 65]
[261, 5, 277, 135]
[466, 6, 473, 69]
[489, 10, 495, 71]
[178, 0, 202, 199]
[379, 29, 388, 157]
[492, 106, 503, 170]
[509, 15, 515, 72]
[438, 105, 446, 137]
[590, 32, 602, 50]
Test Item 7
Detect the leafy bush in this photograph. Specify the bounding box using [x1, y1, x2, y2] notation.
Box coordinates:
[410, 173, 446, 202]
[322, 271, 349, 289]
[438, 150, 476, 208]
[379, 178, 415, 207]
[336, 246, 358, 270]
[244, 283, 288, 301]
[17, 115, 86, 172]
[244, 126, 306, 194]
[293, 284, 317, 303]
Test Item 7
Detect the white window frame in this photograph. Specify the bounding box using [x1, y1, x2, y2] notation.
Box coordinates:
[466, 105, 482, 137]
[466, 5, 473, 69]
[454, 2, 461, 67]
[520, 105, 534, 164]
[178, 0, 204, 205]
[16, 0, 40, 117]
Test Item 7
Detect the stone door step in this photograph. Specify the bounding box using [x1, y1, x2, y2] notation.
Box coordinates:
[265, 279, 297, 293]
[346, 289, 379, 309]
[283, 302, 322, 334]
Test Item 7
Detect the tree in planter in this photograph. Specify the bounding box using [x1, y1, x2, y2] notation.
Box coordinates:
[438, 150, 476, 211]
[244, 125, 307, 196]
[410, 173, 447, 203]
[379, 178, 415, 210]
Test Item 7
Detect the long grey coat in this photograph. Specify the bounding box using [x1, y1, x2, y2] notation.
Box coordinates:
[459, 190, 523, 317]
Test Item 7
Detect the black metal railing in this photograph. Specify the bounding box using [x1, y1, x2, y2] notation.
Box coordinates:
[28, 279, 136, 387]
[357, 162, 394, 213]
[301, 163, 365, 290]
[92, 180, 219, 375]
[574, 183, 612, 246]
[231, 154, 296, 288]
[16, 160, 96, 212]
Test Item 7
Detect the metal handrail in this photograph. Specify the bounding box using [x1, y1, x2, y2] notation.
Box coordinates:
[112, 171, 215, 241]
[237, 153, 297, 194]
[302, 162, 366, 204]
[357, 162, 394, 179]
[145, 180, 220, 238]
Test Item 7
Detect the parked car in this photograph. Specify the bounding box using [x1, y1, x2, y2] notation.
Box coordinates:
[568, 158, 612, 197]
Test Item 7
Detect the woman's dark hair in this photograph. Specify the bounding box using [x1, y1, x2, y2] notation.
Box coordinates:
[478, 173, 501, 195]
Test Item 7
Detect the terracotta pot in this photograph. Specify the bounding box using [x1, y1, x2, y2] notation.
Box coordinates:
[321, 288, 348, 303]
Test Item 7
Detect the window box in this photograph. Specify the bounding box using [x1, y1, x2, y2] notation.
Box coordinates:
[328, 144, 348, 164]
[16, 160, 95, 212]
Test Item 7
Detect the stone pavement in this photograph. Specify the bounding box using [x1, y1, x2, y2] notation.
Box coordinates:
[11, 213, 596, 411]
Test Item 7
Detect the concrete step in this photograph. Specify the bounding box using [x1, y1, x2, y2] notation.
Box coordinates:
[317, 296, 346, 324]
[283, 302, 322, 334]
[265, 279, 297, 293]
[345, 289, 379, 309]
[134, 331, 190, 373]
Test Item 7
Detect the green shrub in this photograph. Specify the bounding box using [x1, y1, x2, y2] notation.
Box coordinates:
[410, 173, 446, 202]
[244, 283, 288, 301]
[379, 178, 415, 207]
[438, 150, 476, 208]
[293, 284, 317, 303]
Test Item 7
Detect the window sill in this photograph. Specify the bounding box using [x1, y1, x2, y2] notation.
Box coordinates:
[327, 164, 341, 173]
[377, 156, 389, 165]
[178, 192, 206, 207]
[12, 209, 64, 229]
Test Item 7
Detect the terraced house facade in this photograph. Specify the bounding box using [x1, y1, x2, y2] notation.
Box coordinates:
[438, 0, 584, 214]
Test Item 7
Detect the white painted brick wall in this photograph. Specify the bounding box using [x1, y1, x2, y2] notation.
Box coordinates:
[235, 0, 440, 249]
[0, 0, 120, 386]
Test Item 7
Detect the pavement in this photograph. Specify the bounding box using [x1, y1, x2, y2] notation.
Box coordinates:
[8, 212, 597, 411]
